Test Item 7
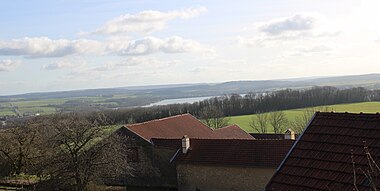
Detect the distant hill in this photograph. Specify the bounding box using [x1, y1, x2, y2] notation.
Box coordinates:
[1, 73, 380, 101]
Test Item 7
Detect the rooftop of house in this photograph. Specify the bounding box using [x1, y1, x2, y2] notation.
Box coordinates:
[211, 124, 254, 139]
[250, 133, 298, 140]
[266, 112, 380, 191]
[250, 133, 286, 140]
[124, 114, 214, 141]
[151, 137, 182, 149]
[150, 124, 255, 149]
[171, 138, 295, 168]
[124, 114, 254, 142]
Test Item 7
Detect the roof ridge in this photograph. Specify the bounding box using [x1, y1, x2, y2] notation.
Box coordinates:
[188, 138, 294, 141]
[213, 124, 239, 131]
[126, 113, 192, 127]
[317, 111, 380, 115]
[150, 137, 181, 140]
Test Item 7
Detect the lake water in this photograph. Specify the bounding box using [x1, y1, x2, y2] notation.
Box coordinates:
[144, 96, 214, 107]
[143, 94, 247, 107]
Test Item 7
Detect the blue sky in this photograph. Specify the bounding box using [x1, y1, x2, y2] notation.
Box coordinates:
[1, 0, 380, 95]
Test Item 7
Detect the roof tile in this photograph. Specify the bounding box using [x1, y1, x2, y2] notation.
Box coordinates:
[173, 139, 295, 167]
[266, 112, 380, 190]
[125, 114, 254, 142]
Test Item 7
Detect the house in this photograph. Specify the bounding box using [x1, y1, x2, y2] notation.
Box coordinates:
[250, 129, 297, 140]
[265, 112, 380, 190]
[171, 137, 295, 191]
[112, 114, 254, 190]
[211, 124, 255, 139]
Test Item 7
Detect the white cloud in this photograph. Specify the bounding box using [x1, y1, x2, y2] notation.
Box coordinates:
[61, 57, 180, 81]
[95, 57, 179, 70]
[108, 36, 214, 56]
[42, 60, 86, 70]
[89, 7, 207, 35]
[259, 14, 316, 35]
[296, 45, 332, 53]
[282, 44, 333, 57]
[0, 36, 212, 58]
[0, 59, 21, 72]
[237, 13, 340, 47]
[0, 37, 103, 58]
[117, 57, 180, 68]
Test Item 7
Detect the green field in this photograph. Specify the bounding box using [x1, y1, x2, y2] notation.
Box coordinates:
[229, 102, 380, 133]
[0, 94, 136, 116]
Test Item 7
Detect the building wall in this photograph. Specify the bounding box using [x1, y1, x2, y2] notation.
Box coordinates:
[110, 128, 178, 190]
[176, 164, 275, 191]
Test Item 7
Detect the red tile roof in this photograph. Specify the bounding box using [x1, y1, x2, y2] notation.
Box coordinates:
[124, 114, 214, 141]
[250, 133, 285, 140]
[266, 112, 380, 191]
[125, 114, 254, 142]
[150, 124, 254, 149]
[151, 138, 182, 149]
[212, 124, 254, 139]
[172, 139, 295, 167]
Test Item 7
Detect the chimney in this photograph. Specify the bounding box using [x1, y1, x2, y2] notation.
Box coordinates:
[284, 128, 295, 140]
[182, 135, 190, 154]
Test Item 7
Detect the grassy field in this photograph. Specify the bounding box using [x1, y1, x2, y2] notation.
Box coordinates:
[229, 102, 380, 133]
[0, 94, 136, 116]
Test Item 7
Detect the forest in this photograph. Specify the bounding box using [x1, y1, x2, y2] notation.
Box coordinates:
[103, 86, 380, 124]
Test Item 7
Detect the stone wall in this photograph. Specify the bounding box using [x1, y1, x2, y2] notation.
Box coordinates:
[110, 128, 178, 190]
[176, 164, 275, 191]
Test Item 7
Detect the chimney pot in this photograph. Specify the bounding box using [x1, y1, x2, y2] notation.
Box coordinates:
[284, 128, 296, 140]
[182, 135, 190, 154]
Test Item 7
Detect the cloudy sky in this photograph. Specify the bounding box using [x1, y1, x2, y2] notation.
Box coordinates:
[1, 0, 380, 95]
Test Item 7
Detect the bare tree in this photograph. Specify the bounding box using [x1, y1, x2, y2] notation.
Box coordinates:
[291, 106, 334, 134]
[269, 111, 288, 134]
[249, 113, 269, 133]
[0, 120, 43, 176]
[39, 113, 130, 191]
[200, 106, 230, 129]
[291, 110, 314, 134]
[351, 142, 380, 191]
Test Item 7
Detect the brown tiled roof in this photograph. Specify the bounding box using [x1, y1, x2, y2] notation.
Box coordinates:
[266, 112, 380, 191]
[250, 133, 285, 140]
[150, 124, 254, 149]
[151, 138, 182, 149]
[173, 139, 295, 167]
[124, 114, 213, 141]
[212, 124, 255, 139]
[125, 114, 254, 142]
[250, 133, 298, 140]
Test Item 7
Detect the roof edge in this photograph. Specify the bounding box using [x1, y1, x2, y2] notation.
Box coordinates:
[169, 148, 181, 163]
[122, 125, 152, 144]
[126, 113, 193, 127]
[265, 112, 317, 190]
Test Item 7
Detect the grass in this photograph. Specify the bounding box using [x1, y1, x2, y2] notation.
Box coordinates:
[0, 93, 151, 117]
[11, 99, 67, 107]
[0, 108, 16, 116]
[229, 102, 380, 133]
[17, 107, 56, 114]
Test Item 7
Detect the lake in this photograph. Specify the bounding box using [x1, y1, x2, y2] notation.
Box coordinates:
[143, 96, 215, 107]
[143, 94, 247, 107]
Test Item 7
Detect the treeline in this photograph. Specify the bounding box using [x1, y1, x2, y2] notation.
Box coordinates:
[103, 86, 380, 124]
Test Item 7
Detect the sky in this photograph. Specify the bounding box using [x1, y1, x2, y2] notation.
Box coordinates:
[1, 0, 380, 95]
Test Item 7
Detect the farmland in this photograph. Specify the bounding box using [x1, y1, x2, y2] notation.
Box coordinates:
[1, 73, 380, 117]
[229, 102, 380, 133]
[0, 94, 160, 117]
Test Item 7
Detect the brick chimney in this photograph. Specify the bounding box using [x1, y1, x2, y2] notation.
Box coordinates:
[182, 135, 190, 154]
[284, 128, 295, 140]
